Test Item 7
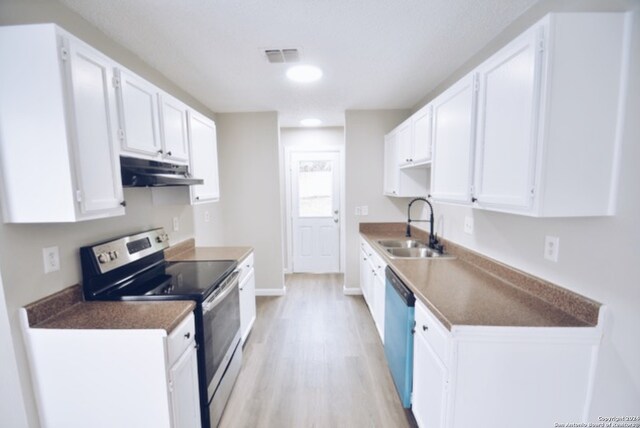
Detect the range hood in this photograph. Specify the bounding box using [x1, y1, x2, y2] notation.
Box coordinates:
[120, 156, 204, 187]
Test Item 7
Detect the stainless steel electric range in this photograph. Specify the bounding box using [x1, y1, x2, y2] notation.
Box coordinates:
[80, 228, 242, 428]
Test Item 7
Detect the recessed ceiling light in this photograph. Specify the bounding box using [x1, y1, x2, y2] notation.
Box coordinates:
[300, 118, 322, 127]
[286, 65, 323, 83]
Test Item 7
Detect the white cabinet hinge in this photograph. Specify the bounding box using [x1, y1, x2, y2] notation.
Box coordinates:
[538, 38, 545, 53]
[473, 75, 479, 92]
[530, 187, 535, 198]
[76, 190, 82, 202]
[117, 129, 125, 141]
[60, 47, 69, 61]
[112, 76, 120, 89]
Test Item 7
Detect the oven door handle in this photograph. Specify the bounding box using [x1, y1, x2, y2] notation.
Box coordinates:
[202, 270, 240, 313]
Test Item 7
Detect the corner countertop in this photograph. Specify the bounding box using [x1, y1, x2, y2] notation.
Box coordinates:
[24, 285, 195, 332]
[360, 223, 600, 330]
[165, 238, 253, 263]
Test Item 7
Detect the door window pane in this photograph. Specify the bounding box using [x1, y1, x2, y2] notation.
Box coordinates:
[298, 160, 332, 217]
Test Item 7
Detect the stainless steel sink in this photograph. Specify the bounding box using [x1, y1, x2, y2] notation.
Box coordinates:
[376, 239, 428, 248]
[384, 247, 455, 260]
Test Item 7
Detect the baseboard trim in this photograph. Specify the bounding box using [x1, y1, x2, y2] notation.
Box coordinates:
[343, 286, 363, 295]
[255, 286, 287, 296]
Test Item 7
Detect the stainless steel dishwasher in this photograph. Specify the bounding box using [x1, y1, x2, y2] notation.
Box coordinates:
[383, 266, 415, 408]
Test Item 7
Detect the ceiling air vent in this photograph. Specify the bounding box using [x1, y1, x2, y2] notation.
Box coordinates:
[264, 48, 300, 63]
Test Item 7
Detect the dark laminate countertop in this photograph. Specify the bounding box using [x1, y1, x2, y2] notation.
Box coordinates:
[24, 285, 195, 332]
[165, 238, 253, 263]
[360, 223, 600, 330]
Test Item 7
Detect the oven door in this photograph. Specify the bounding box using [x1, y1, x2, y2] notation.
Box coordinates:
[201, 270, 241, 399]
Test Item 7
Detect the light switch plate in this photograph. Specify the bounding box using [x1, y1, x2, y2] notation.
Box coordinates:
[204, 211, 210, 223]
[361, 206, 368, 216]
[172, 217, 180, 232]
[355, 207, 361, 216]
[544, 236, 560, 262]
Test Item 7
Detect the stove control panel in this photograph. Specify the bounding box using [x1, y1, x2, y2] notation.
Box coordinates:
[87, 228, 170, 274]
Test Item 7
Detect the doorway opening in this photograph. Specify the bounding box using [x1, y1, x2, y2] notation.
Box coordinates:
[282, 133, 345, 274]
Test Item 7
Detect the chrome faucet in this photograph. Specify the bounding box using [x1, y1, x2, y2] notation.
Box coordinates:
[406, 197, 443, 252]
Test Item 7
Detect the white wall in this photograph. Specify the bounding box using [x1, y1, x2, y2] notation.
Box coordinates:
[215, 112, 285, 293]
[409, 0, 640, 416]
[280, 127, 345, 271]
[344, 110, 412, 290]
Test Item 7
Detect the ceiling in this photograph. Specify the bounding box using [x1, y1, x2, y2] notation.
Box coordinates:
[58, 0, 540, 127]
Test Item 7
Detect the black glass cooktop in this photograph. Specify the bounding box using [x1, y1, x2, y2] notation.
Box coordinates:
[103, 260, 237, 301]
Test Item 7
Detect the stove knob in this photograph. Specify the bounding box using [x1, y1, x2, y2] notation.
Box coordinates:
[108, 251, 118, 261]
[97, 253, 110, 264]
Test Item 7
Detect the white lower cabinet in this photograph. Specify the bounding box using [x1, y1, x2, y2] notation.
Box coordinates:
[238, 252, 256, 344]
[411, 300, 602, 428]
[21, 311, 200, 428]
[359, 238, 386, 342]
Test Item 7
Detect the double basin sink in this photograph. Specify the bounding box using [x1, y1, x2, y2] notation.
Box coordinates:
[377, 239, 455, 260]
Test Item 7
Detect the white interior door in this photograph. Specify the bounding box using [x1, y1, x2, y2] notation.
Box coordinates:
[291, 152, 340, 273]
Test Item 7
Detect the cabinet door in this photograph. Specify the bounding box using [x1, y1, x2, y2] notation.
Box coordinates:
[359, 249, 373, 309]
[374, 271, 386, 342]
[411, 104, 433, 164]
[188, 110, 220, 203]
[158, 93, 190, 164]
[116, 69, 162, 158]
[397, 122, 412, 166]
[65, 37, 125, 216]
[383, 134, 399, 195]
[239, 268, 256, 344]
[413, 330, 448, 428]
[473, 26, 541, 212]
[169, 344, 201, 428]
[431, 73, 477, 204]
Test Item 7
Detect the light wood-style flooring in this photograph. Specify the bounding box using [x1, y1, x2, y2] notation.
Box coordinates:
[219, 273, 415, 428]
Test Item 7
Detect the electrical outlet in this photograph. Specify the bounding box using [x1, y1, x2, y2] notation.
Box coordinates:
[172, 217, 180, 232]
[42, 246, 60, 273]
[361, 206, 368, 216]
[544, 236, 560, 262]
[464, 216, 474, 234]
[204, 211, 210, 223]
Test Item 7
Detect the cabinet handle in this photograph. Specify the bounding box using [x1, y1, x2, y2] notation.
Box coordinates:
[184, 332, 191, 339]
[157, 149, 164, 154]
[120, 201, 127, 207]
[422, 324, 428, 331]
[471, 197, 478, 203]
[196, 196, 200, 200]
[166, 151, 172, 156]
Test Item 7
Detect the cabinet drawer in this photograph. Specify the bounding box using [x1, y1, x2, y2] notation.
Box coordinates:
[167, 312, 196, 365]
[238, 252, 254, 283]
[415, 300, 450, 364]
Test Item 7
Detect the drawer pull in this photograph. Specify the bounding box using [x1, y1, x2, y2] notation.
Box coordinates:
[422, 325, 428, 331]
[184, 332, 191, 339]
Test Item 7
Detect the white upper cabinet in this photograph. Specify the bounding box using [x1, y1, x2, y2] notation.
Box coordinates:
[0, 24, 125, 223]
[473, 23, 539, 213]
[396, 122, 412, 166]
[431, 12, 630, 217]
[115, 68, 163, 159]
[384, 129, 430, 198]
[430, 72, 477, 205]
[158, 93, 190, 164]
[410, 104, 433, 165]
[395, 106, 433, 168]
[188, 110, 220, 203]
